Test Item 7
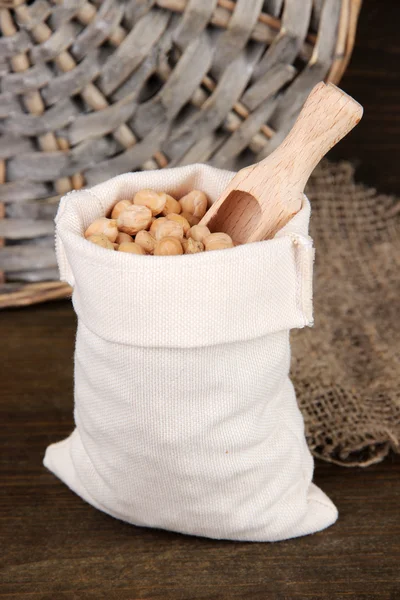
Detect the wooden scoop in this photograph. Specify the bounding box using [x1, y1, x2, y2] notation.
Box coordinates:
[200, 82, 363, 243]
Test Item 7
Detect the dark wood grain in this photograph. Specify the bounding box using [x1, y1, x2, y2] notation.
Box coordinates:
[1, 301, 399, 600]
[328, 0, 400, 196]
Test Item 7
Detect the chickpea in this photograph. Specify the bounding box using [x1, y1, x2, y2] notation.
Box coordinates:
[84, 217, 118, 242]
[203, 232, 234, 251]
[182, 238, 204, 254]
[111, 199, 132, 219]
[187, 224, 210, 244]
[179, 190, 208, 219]
[87, 234, 115, 250]
[133, 189, 166, 216]
[83, 188, 237, 258]
[117, 205, 152, 235]
[153, 219, 184, 241]
[154, 237, 183, 256]
[115, 232, 133, 244]
[180, 211, 200, 227]
[118, 242, 146, 255]
[166, 213, 191, 235]
[161, 194, 181, 216]
[150, 217, 167, 236]
[135, 230, 157, 254]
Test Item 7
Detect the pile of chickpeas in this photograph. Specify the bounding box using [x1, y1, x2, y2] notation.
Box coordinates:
[84, 189, 234, 256]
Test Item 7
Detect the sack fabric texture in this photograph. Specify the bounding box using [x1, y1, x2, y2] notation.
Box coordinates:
[44, 163, 338, 542]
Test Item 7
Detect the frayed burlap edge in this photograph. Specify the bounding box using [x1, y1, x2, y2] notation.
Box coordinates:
[291, 160, 400, 467]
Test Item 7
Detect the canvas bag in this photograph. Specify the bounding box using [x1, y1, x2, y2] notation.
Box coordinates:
[44, 163, 338, 542]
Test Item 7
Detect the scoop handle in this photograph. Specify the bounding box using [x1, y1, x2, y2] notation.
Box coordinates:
[260, 82, 363, 193]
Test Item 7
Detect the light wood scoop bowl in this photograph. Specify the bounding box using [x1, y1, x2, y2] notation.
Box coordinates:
[200, 82, 363, 243]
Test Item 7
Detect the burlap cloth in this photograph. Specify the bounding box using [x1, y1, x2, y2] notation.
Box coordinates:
[292, 160, 400, 467]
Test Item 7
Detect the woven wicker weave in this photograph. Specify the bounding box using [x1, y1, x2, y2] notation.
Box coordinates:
[0, 0, 361, 307]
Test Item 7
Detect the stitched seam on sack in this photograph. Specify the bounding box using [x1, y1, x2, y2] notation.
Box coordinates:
[289, 234, 313, 327]
[300, 244, 314, 326]
[298, 246, 308, 328]
[295, 241, 304, 325]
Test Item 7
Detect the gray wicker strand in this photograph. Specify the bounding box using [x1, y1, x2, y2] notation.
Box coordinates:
[0, 0, 361, 307]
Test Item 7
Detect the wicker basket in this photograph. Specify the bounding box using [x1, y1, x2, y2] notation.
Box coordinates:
[0, 0, 361, 308]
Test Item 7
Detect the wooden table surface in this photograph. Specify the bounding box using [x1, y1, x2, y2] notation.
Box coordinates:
[2, 3, 400, 599]
[1, 302, 399, 599]
[329, 0, 400, 197]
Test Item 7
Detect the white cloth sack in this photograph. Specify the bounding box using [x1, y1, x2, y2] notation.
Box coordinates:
[44, 163, 338, 542]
